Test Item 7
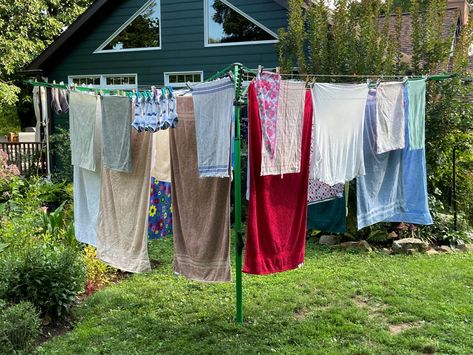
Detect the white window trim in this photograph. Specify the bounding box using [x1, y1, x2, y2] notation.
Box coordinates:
[204, 0, 279, 48]
[164, 71, 204, 87]
[68, 74, 138, 90]
[93, 0, 162, 54]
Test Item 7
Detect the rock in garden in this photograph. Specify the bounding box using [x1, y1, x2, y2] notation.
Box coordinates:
[319, 235, 341, 245]
[380, 248, 392, 255]
[338, 240, 372, 252]
[457, 244, 473, 253]
[436, 245, 452, 253]
[425, 248, 439, 255]
[387, 231, 398, 239]
[392, 238, 429, 254]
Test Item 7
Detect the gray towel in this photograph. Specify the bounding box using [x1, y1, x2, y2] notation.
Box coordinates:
[69, 92, 98, 171]
[192, 77, 234, 178]
[101, 96, 133, 172]
[170, 96, 232, 282]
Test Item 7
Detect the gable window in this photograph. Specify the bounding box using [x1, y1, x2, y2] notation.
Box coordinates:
[94, 0, 161, 53]
[164, 71, 204, 88]
[68, 74, 138, 90]
[204, 0, 278, 47]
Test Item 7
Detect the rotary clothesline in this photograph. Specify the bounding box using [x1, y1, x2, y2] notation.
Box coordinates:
[26, 64, 461, 325]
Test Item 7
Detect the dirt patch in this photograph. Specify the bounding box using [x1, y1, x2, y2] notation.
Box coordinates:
[388, 321, 423, 335]
[353, 295, 387, 318]
[36, 318, 74, 345]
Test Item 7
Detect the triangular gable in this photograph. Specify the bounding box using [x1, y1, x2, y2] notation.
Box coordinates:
[205, 0, 278, 46]
[94, 0, 161, 53]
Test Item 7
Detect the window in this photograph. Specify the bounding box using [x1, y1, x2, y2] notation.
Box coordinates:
[204, 0, 278, 47]
[68, 74, 138, 90]
[95, 0, 161, 53]
[164, 71, 204, 88]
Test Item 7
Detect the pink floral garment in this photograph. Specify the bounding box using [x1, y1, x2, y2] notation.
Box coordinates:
[255, 71, 281, 159]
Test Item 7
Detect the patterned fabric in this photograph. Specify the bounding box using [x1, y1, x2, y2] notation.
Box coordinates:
[308, 179, 344, 205]
[148, 177, 173, 239]
[255, 71, 281, 159]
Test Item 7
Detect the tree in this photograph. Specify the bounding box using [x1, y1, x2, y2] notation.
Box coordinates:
[0, 0, 93, 132]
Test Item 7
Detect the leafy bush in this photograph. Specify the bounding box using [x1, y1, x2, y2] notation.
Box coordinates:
[50, 128, 73, 183]
[83, 245, 117, 295]
[0, 300, 40, 354]
[0, 243, 86, 320]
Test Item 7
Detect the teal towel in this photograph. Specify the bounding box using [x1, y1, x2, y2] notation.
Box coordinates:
[307, 196, 347, 233]
[407, 79, 426, 150]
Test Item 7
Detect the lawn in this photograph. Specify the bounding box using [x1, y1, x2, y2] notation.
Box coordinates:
[38, 238, 473, 354]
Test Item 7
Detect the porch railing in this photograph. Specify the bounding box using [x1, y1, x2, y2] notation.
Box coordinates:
[0, 142, 47, 176]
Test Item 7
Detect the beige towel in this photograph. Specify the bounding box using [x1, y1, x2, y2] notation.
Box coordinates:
[96, 129, 152, 273]
[151, 130, 171, 183]
[261, 80, 306, 176]
[170, 96, 231, 282]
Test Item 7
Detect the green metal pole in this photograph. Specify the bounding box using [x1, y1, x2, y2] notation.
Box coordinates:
[233, 63, 244, 324]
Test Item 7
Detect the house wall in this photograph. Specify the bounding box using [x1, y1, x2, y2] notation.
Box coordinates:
[45, 0, 287, 85]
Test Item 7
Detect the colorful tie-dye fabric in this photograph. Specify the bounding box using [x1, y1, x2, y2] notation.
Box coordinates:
[255, 71, 281, 159]
[148, 177, 173, 239]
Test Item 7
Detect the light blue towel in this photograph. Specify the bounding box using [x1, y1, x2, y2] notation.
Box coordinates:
[192, 77, 234, 178]
[357, 90, 404, 230]
[384, 85, 433, 225]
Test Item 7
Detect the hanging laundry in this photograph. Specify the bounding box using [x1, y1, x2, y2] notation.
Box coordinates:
[384, 85, 433, 225]
[148, 177, 172, 240]
[170, 96, 231, 282]
[51, 87, 69, 114]
[132, 95, 148, 132]
[407, 79, 426, 150]
[376, 82, 405, 154]
[261, 80, 306, 176]
[73, 96, 102, 246]
[101, 95, 132, 172]
[148, 129, 173, 240]
[32, 87, 41, 142]
[244, 82, 312, 275]
[311, 83, 369, 185]
[307, 194, 347, 234]
[307, 116, 344, 204]
[59, 88, 69, 113]
[356, 90, 404, 230]
[69, 92, 98, 171]
[96, 127, 153, 273]
[192, 77, 234, 178]
[159, 87, 178, 130]
[255, 71, 281, 160]
[151, 130, 171, 182]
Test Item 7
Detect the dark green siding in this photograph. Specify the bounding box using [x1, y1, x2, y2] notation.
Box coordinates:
[46, 0, 287, 85]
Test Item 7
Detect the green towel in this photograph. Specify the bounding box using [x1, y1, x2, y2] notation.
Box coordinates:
[307, 196, 347, 233]
[407, 79, 426, 150]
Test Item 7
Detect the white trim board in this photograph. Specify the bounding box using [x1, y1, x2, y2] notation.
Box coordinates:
[68, 74, 138, 89]
[164, 71, 204, 87]
[204, 0, 279, 47]
[94, 0, 162, 54]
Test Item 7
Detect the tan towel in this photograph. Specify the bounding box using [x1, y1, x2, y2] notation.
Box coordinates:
[96, 129, 152, 273]
[170, 96, 231, 282]
[151, 130, 171, 183]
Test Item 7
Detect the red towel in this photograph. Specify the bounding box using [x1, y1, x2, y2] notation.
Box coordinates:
[243, 82, 313, 275]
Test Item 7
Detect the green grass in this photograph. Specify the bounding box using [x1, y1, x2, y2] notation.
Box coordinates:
[38, 238, 473, 354]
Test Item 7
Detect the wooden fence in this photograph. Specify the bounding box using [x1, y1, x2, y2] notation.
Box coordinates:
[0, 142, 47, 176]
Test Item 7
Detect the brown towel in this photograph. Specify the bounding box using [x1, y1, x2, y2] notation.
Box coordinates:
[170, 96, 231, 282]
[96, 129, 152, 273]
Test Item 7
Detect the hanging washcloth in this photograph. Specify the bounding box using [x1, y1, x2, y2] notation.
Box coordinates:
[261, 80, 305, 176]
[51, 88, 62, 114]
[69, 92, 98, 171]
[96, 127, 153, 273]
[101, 95, 133, 172]
[255, 71, 281, 160]
[132, 96, 146, 132]
[376, 82, 406, 153]
[73, 96, 102, 246]
[170, 96, 231, 282]
[59, 89, 69, 113]
[33, 87, 41, 142]
[244, 82, 312, 275]
[407, 79, 426, 150]
[356, 90, 404, 230]
[311, 83, 369, 185]
[383, 85, 433, 225]
[192, 77, 234, 178]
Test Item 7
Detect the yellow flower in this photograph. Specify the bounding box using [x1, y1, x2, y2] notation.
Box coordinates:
[149, 205, 157, 217]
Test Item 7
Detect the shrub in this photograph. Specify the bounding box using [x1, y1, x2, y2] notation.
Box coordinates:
[0, 243, 86, 320]
[83, 245, 117, 295]
[0, 300, 40, 354]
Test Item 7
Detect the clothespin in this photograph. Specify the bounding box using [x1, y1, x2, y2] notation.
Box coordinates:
[276, 67, 280, 74]
[185, 82, 193, 91]
[228, 71, 235, 83]
[258, 65, 263, 76]
[168, 85, 173, 95]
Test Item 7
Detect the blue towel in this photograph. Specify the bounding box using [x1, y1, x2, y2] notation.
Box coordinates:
[356, 89, 404, 229]
[384, 85, 433, 225]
